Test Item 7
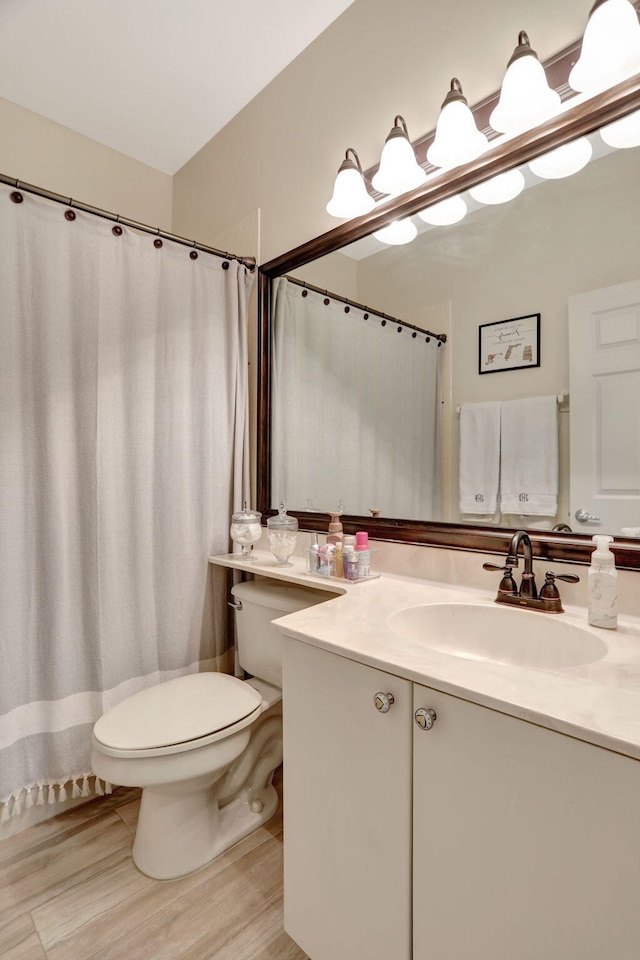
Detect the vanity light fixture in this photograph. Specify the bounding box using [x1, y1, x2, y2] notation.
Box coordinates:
[600, 107, 640, 146]
[569, 0, 640, 94]
[326, 148, 375, 219]
[490, 32, 561, 134]
[426, 78, 489, 170]
[417, 194, 467, 226]
[528, 136, 593, 179]
[469, 168, 525, 205]
[372, 217, 418, 245]
[371, 116, 427, 195]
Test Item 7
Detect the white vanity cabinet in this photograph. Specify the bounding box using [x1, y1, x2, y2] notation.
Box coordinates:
[282, 636, 413, 960]
[412, 684, 640, 959]
[283, 636, 640, 960]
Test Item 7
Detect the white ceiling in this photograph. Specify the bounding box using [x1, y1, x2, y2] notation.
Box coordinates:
[0, 0, 356, 175]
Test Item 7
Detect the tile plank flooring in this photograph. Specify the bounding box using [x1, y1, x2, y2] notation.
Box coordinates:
[1, 771, 309, 960]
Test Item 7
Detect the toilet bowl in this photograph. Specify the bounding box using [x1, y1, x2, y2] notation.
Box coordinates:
[91, 578, 332, 880]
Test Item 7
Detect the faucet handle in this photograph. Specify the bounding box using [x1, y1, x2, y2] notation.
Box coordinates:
[544, 571, 580, 584]
[539, 570, 580, 602]
[482, 560, 517, 595]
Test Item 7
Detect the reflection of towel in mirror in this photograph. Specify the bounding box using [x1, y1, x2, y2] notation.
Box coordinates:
[459, 401, 502, 515]
[500, 396, 558, 516]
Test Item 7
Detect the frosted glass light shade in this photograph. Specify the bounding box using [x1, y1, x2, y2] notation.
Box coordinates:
[373, 217, 418, 245]
[600, 108, 640, 147]
[469, 169, 525, 205]
[528, 137, 593, 179]
[490, 34, 561, 134]
[326, 150, 375, 218]
[427, 80, 489, 170]
[417, 195, 467, 226]
[569, 0, 640, 94]
[372, 118, 427, 195]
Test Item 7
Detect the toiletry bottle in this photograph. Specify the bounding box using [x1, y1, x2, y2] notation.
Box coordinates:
[333, 540, 344, 578]
[343, 534, 356, 576]
[355, 531, 370, 579]
[588, 535, 618, 629]
[327, 511, 344, 545]
[345, 546, 359, 581]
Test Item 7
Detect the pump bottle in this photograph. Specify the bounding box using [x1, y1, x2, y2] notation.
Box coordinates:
[588, 535, 618, 629]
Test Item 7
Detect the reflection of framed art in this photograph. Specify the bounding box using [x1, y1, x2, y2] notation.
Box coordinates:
[479, 313, 540, 375]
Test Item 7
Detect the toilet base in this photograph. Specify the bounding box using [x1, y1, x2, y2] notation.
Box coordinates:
[132, 779, 280, 880]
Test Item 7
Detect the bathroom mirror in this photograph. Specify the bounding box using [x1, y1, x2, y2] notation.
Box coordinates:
[258, 68, 640, 569]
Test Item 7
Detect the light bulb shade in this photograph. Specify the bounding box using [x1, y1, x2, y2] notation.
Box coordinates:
[490, 34, 561, 133]
[372, 119, 427, 195]
[326, 152, 375, 218]
[427, 79, 488, 169]
[569, 0, 640, 94]
[417, 195, 468, 226]
[373, 217, 418, 245]
[600, 107, 640, 147]
[528, 137, 593, 179]
[469, 169, 525, 205]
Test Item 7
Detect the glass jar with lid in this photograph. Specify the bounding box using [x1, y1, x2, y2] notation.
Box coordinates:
[267, 502, 298, 566]
[230, 502, 262, 559]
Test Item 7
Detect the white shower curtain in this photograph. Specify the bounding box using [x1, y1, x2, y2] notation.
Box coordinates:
[0, 185, 252, 820]
[271, 278, 441, 520]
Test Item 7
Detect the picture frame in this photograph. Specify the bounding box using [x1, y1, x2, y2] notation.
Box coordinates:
[478, 313, 540, 375]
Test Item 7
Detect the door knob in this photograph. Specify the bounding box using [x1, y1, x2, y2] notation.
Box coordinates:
[575, 509, 601, 523]
[373, 692, 394, 713]
[415, 708, 437, 730]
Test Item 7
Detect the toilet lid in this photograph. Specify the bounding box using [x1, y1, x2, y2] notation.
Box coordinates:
[93, 673, 263, 752]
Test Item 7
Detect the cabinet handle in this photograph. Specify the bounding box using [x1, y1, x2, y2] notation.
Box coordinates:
[373, 692, 395, 713]
[415, 708, 437, 730]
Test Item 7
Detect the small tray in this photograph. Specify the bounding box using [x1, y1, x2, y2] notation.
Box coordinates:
[306, 546, 381, 583]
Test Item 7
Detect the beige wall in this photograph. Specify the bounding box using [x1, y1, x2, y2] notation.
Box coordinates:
[0, 97, 172, 230]
[172, 0, 590, 264]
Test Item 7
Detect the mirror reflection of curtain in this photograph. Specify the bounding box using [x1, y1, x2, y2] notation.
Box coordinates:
[272, 278, 442, 520]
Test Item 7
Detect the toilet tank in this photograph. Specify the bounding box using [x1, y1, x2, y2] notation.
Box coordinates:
[231, 579, 334, 687]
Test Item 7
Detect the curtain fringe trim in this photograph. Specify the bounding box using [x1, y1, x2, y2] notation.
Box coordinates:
[1, 774, 113, 823]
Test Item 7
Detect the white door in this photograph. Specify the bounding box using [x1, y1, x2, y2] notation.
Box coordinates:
[568, 278, 640, 535]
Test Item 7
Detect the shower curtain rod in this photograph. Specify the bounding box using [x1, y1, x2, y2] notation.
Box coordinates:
[0, 173, 256, 271]
[284, 274, 447, 343]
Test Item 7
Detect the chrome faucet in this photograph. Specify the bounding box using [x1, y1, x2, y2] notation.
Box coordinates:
[483, 530, 579, 614]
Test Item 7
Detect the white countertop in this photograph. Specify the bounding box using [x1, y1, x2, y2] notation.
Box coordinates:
[210, 551, 640, 762]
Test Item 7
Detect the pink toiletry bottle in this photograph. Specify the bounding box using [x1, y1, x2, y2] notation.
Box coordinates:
[355, 531, 370, 578]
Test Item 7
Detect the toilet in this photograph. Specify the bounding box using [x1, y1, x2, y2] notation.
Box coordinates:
[91, 578, 331, 880]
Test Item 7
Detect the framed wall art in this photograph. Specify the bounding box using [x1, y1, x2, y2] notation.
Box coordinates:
[479, 313, 540, 375]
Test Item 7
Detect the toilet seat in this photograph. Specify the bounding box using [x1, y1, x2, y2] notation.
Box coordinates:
[93, 673, 263, 759]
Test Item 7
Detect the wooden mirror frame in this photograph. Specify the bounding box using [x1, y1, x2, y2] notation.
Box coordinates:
[257, 56, 640, 569]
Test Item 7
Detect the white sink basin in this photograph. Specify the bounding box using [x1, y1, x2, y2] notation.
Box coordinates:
[386, 603, 608, 670]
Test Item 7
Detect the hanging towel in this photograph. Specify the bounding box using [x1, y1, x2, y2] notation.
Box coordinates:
[459, 401, 502, 515]
[500, 396, 558, 516]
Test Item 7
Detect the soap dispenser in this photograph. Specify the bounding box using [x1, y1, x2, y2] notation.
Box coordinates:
[588, 535, 618, 629]
[327, 511, 344, 545]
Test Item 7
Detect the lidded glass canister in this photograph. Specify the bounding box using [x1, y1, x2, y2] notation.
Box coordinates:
[267, 502, 298, 566]
[230, 502, 262, 559]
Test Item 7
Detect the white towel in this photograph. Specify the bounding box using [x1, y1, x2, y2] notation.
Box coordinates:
[459, 401, 502, 515]
[500, 396, 558, 516]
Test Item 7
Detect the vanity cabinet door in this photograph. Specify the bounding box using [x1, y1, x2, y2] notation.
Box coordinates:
[282, 636, 412, 960]
[412, 684, 640, 960]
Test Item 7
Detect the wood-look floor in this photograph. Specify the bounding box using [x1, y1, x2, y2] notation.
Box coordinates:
[0, 769, 309, 960]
